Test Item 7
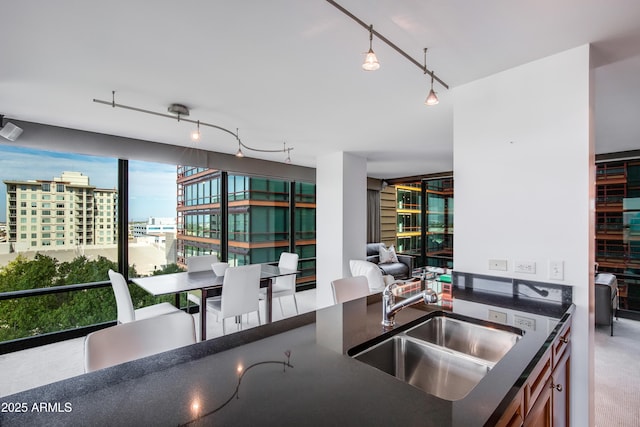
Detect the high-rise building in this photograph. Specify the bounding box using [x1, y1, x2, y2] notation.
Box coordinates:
[176, 166, 316, 286]
[4, 171, 117, 251]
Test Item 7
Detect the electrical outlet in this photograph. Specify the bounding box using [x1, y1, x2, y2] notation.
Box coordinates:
[515, 261, 536, 274]
[489, 259, 508, 271]
[488, 309, 507, 324]
[549, 260, 564, 280]
[514, 315, 536, 331]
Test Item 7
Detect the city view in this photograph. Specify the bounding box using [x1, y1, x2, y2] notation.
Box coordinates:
[0, 145, 178, 276]
[0, 144, 317, 342]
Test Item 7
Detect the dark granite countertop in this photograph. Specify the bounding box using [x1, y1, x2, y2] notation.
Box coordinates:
[0, 289, 573, 427]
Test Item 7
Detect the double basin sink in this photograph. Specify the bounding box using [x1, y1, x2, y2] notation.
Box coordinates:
[347, 311, 524, 401]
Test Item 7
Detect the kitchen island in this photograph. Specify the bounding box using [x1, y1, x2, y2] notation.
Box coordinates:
[0, 279, 573, 427]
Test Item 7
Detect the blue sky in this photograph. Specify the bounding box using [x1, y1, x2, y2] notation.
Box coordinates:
[0, 145, 177, 222]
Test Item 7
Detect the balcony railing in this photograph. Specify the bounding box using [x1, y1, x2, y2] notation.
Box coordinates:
[0, 281, 116, 355]
[0, 278, 180, 355]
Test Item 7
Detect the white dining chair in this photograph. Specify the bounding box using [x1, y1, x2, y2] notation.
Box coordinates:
[207, 264, 261, 334]
[84, 310, 196, 372]
[108, 269, 181, 324]
[259, 252, 299, 316]
[331, 275, 370, 304]
[186, 254, 219, 273]
[185, 254, 220, 307]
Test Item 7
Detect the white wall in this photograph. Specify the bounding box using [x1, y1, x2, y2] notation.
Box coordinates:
[453, 45, 594, 426]
[316, 152, 367, 308]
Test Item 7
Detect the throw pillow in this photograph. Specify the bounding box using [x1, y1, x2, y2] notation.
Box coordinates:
[379, 244, 399, 264]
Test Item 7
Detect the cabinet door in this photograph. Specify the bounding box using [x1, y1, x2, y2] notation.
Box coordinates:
[495, 389, 524, 427]
[524, 376, 553, 427]
[552, 347, 571, 427]
[553, 320, 571, 367]
[525, 349, 552, 415]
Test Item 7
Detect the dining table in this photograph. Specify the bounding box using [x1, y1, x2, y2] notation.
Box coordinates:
[131, 264, 297, 340]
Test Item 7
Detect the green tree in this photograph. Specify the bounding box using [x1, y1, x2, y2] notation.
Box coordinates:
[0, 255, 179, 341]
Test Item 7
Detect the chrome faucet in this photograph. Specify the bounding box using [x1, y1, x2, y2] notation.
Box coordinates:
[382, 283, 438, 329]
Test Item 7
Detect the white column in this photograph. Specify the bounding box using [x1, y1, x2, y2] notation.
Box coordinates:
[453, 44, 594, 426]
[315, 151, 367, 308]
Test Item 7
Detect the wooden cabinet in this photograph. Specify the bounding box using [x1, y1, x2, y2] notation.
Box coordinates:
[526, 318, 571, 427]
[551, 320, 571, 427]
[496, 317, 571, 427]
[524, 376, 553, 427]
[525, 348, 552, 416]
[495, 389, 524, 427]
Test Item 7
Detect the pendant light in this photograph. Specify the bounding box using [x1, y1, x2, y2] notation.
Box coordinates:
[235, 134, 244, 158]
[191, 120, 201, 141]
[423, 48, 439, 106]
[425, 75, 439, 106]
[362, 25, 380, 71]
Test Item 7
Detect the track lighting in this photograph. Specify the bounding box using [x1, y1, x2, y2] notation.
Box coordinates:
[326, 0, 449, 105]
[362, 25, 380, 71]
[93, 91, 293, 162]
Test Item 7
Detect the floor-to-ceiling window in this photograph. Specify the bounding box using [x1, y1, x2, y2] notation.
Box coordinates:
[228, 174, 290, 265]
[177, 170, 316, 288]
[393, 176, 453, 269]
[294, 181, 317, 285]
[0, 146, 121, 341]
[0, 144, 315, 348]
[176, 167, 222, 263]
[424, 178, 454, 268]
[0, 123, 316, 349]
[596, 159, 640, 313]
[396, 182, 422, 256]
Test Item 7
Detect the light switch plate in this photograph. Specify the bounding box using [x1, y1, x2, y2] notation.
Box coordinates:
[549, 260, 564, 280]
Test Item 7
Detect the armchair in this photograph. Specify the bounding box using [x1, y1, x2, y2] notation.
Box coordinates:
[366, 243, 414, 279]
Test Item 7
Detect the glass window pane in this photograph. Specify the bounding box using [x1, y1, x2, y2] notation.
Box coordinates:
[177, 167, 221, 265]
[128, 160, 180, 276]
[0, 145, 118, 340]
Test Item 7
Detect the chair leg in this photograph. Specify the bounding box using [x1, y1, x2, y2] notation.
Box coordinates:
[257, 310, 261, 326]
[222, 318, 226, 335]
[292, 294, 299, 314]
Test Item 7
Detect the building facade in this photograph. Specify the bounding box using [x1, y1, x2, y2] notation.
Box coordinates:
[4, 171, 117, 251]
[132, 217, 177, 237]
[176, 166, 316, 286]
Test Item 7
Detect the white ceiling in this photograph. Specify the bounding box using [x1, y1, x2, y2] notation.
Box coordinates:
[2, 1, 640, 179]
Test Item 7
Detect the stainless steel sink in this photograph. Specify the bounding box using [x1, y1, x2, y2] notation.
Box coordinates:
[350, 312, 524, 401]
[353, 335, 493, 401]
[405, 315, 521, 364]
